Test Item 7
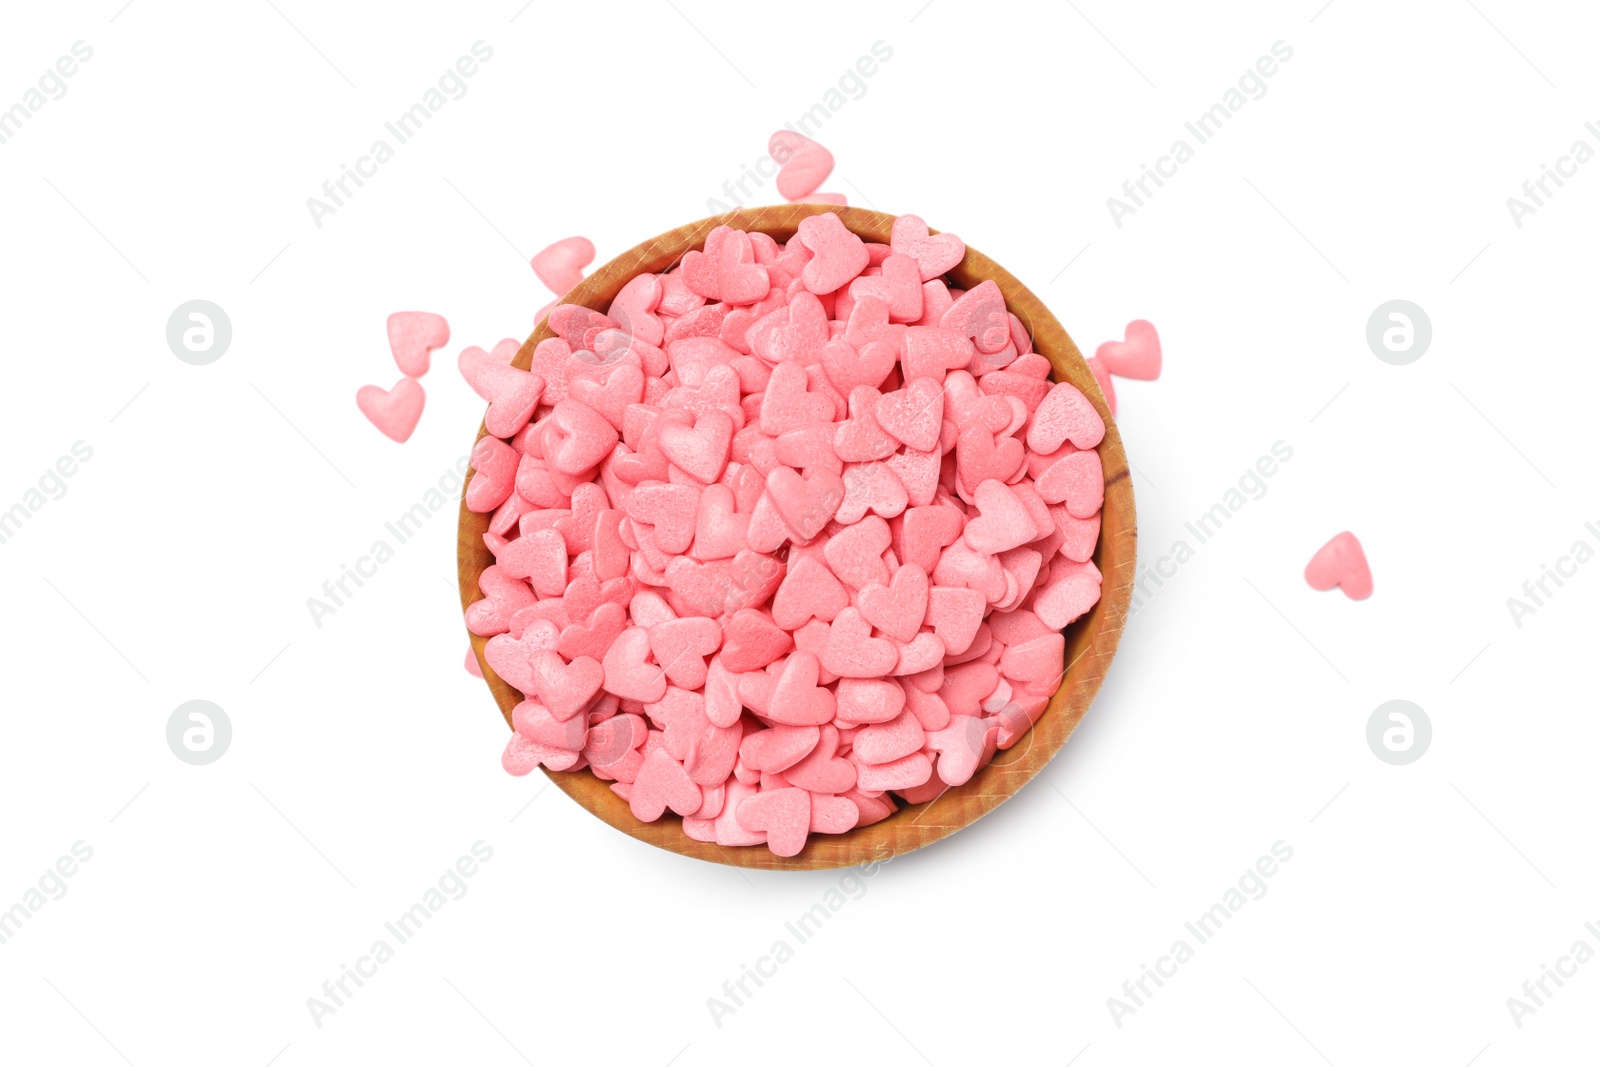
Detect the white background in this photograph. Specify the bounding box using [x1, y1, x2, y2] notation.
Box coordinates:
[1, 1, 1595, 1063]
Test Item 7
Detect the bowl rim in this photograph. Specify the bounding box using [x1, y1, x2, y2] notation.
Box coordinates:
[457, 203, 1136, 870]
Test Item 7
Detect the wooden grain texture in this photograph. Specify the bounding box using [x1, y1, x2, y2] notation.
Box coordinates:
[458, 204, 1136, 870]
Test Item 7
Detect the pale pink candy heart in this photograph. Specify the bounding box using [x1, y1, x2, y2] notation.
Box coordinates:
[889, 214, 966, 281]
[465, 565, 536, 636]
[607, 273, 665, 347]
[822, 338, 899, 394]
[592, 510, 630, 582]
[854, 750, 933, 792]
[751, 291, 829, 365]
[874, 376, 943, 454]
[809, 794, 859, 834]
[1086, 355, 1118, 415]
[1052, 506, 1101, 564]
[483, 620, 560, 693]
[999, 632, 1066, 687]
[766, 651, 836, 726]
[569, 361, 645, 432]
[941, 662, 1000, 716]
[844, 294, 906, 352]
[709, 778, 767, 845]
[853, 709, 925, 765]
[512, 700, 588, 751]
[601, 627, 667, 703]
[823, 515, 892, 590]
[629, 481, 702, 555]
[845, 788, 897, 827]
[739, 723, 821, 773]
[771, 555, 849, 630]
[690, 483, 749, 560]
[460, 338, 520, 396]
[715, 229, 771, 306]
[903, 683, 951, 732]
[770, 131, 835, 201]
[891, 632, 945, 675]
[1097, 319, 1162, 380]
[856, 564, 930, 644]
[357, 377, 425, 443]
[528, 650, 604, 720]
[628, 589, 677, 629]
[630, 747, 702, 822]
[648, 616, 722, 689]
[544, 399, 619, 475]
[902, 326, 975, 382]
[885, 448, 941, 507]
[527, 336, 580, 406]
[473, 364, 545, 438]
[685, 720, 742, 787]
[964, 480, 1035, 554]
[465, 436, 518, 513]
[387, 311, 450, 377]
[759, 360, 834, 435]
[1032, 560, 1103, 629]
[955, 425, 1025, 496]
[680, 226, 735, 299]
[1305, 531, 1373, 599]
[494, 528, 567, 597]
[1036, 449, 1104, 518]
[502, 731, 580, 776]
[918, 279, 955, 326]
[820, 607, 899, 679]
[940, 279, 1010, 355]
[660, 271, 708, 317]
[795, 212, 870, 295]
[583, 711, 646, 772]
[703, 656, 744, 728]
[1027, 381, 1105, 454]
[658, 408, 734, 483]
[782, 724, 857, 794]
[765, 465, 845, 543]
[558, 600, 627, 662]
[834, 677, 906, 725]
[835, 462, 909, 524]
[775, 423, 843, 476]
[900, 505, 965, 575]
[548, 305, 613, 349]
[736, 786, 812, 857]
[831, 385, 895, 463]
[531, 236, 596, 295]
[719, 609, 793, 672]
[925, 715, 995, 786]
[849, 253, 923, 322]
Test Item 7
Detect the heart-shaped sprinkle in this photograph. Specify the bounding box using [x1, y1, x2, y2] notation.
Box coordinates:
[1305, 531, 1373, 600]
[1096, 319, 1162, 380]
[889, 214, 966, 281]
[357, 377, 425, 442]
[387, 311, 449, 377]
[531, 236, 596, 295]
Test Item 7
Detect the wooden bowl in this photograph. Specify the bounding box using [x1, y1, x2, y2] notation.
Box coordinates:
[458, 204, 1135, 870]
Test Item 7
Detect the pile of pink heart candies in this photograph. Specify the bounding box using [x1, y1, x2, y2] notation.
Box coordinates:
[464, 212, 1106, 857]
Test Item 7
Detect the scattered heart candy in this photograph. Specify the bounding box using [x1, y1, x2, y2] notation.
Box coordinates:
[1305, 531, 1373, 600]
[1096, 319, 1161, 380]
[531, 236, 596, 295]
[357, 377, 425, 443]
[467, 213, 1105, 856]
[387, 311, 449, 377]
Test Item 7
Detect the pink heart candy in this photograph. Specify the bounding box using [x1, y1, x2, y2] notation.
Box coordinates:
[856, 564, 930, 644]
[736, 787, 811, 857]
[465, 436, 518, 513]
[528, 651, 604, 720]
[630, 747, 702, 821]
[357, 377, 425, 443]
[1305, 531, 1373, 599]
[658, 408, 734, 484]
[740, 723, 821, 773]
[875, 377, 943, 453]
[765, 651, 836, 726]
[720, 609, 793, 672]
[823, 515, 892, 590]
[940, 280, 1010, 355]
[795, 212, 870, 295]
[531, 236, 596, 295]
[964, 480, 1035, 554]
[1035, 449, 1104, 519]
[544, 399, 620, 475]
[771, 555, 849, 630]
[473, 364, 545, 438]
[889, 214, 966, 281]
[601, 627, 667, 703]
[1097, 319, 1162, 380]
[648, 616, 722, 689]
[460, 338, 521, 396]
[853, 709, 925, 765]
[765, 465, 845, 543]
[770, 131, 835, 202]
[782, 724, 857, 794]
[387, 311, 449, 377]
[1027, 381, 1105, 454]
[820, 607, 898, 678]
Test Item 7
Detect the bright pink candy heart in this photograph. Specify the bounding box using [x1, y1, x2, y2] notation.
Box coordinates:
[720, 609, 792, 672]
[796, 212, 870, 295]
[502, 731, 581, 775]
[1097, 319, 1162, 380]
[999, 632, 1066, 686]
[823, 515, 892, 590]
[760, 360, 834, 434]
[925, 715, 995, 786]
[531, 236, 595, 295]
[739, 723, 820, 773]
[569, 361, 644, 431]
[691, 483, 749, 560]
[1032, 559, 1102, 629]
[900, 505, 965, 574]
[558, 600, 627, 662]
[629, 481, 701, 554]
[820, 607, 898, 678]
[736, 787, 811, 857]
[902, 326, 975, 382]
[940, 279, 1010, 355]
[465, 436, 518, 512]
[770, 131, 835, 201]
[885, 447, 940, 507]
[892, 632, 945, 675]
[823, 337, 898, 393]
[771, 555, 849, 630]
[766, 651, 836, 726]
[484, 621, 559, 692]
[495, 527, 567, 597]
[630, 747, 702, 821]
[473, 364, 545, 438]
[849, 253, 923, 322]
[833, 386, 896, 463]
[461, 338, 521, 396]
[926, 585, 986, 655]
[1035, 449, 1104, 519]
[357, 377, 425, 443]
[466, 566, 535, 636]
[544, 399, 619, 475]
[835, 462, 909, 525]
[857, 564, 930, 644]
[648, 616, 722, 689]
[602, 627, 667, 703]
[1027, 381, 1105, 454]
[529, 650, 604, 720]
[889, 214, 966, 281]
[1305, 531, 1373, 600]
[512, 699, 587, 751]
[387, 311, 449, 377]
[875, 377, 943, 452]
